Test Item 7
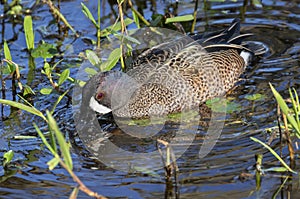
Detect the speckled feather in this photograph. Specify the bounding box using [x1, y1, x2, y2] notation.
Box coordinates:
[83, 19, 258, 118]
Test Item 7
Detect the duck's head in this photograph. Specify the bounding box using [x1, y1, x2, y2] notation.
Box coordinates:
[80, 70, 121, 120]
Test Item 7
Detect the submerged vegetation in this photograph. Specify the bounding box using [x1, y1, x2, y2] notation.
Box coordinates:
[0, 0, 299, 198]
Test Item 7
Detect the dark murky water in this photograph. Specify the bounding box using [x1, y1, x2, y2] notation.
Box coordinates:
[1, 0, 300, 198]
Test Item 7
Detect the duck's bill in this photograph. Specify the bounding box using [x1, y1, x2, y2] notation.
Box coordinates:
[89, 97, 112, 114]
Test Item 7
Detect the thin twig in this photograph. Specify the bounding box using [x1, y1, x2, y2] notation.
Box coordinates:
[58, 158, 107, 199]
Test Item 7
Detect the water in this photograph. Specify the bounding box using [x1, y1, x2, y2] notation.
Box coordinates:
[1, 0, 300, 198]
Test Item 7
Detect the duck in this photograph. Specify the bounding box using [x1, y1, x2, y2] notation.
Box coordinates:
[80, 18, 264, 119]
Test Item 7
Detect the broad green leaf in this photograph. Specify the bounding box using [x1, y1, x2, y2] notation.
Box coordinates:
[165, 15, 194, 24]
[3, 150, 14, 167]
[114, 34, 141, 45]
[3, 41, 12, 60]
[85, 67, 98, 76]
[100, 48, 121, 71]
[40, 87, 53, 95]
[43, 62, 52, 77]
[270, 83, 300, 136]
[58, 69, 70, 86]
[3, 41, 15, 73]
[250, 137, 297, 174]
[86, 50, 101, 66]
[24, 15, 34, 50]
[81, 3, 99, 29]
[101, 18, 134, 37]
[0, 99, 46, 121]
[47, 157, 60, 170]
[47, 111, 73, 170]
[31, 43, 57, 59]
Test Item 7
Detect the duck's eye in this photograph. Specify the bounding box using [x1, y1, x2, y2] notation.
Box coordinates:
[96, 92, 104, 100]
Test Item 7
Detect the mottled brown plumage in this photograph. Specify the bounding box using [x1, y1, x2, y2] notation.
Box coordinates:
[82, 19, 260, 119]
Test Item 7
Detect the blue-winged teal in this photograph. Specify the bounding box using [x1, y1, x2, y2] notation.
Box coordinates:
[81, 19, 264, 119]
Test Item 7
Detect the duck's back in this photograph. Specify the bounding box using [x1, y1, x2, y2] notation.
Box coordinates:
[115, 19, 252, 118]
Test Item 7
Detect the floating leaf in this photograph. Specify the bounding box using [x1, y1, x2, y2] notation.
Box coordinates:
[245, 93, 265, 101]
[264, 167, 289, 172]
[165, 15, 194, 24]
[206, 98, 240, 113]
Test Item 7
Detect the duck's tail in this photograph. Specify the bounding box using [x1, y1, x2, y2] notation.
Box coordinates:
[192, 18, 267, 63]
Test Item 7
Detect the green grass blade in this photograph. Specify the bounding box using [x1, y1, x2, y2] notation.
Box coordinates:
[270, 83, 300, 136]
[50, 90, 69, 114]
[47, 157, 60, 170]
[0, 99, 47, 121]
[34, 123, 56, 154]
[46, 111, 73, 170]
[81, 2, 99, 29]
[250, 137, 297, 174]
[24, 15, 35, 50]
